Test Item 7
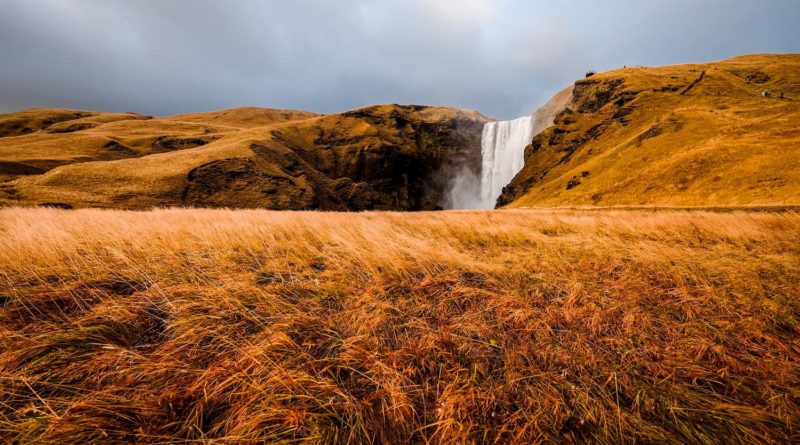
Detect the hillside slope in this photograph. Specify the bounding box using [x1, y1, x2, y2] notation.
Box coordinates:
[500, 54, 800, 207]
[0, 107, 316, 183]
[0, 105, 488, 210]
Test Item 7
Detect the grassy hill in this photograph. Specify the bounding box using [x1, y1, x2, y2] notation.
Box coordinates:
[1, 207, 798, 443]
[0, 107, 315, 183]
[0, 105, 488, 210]
[500, 54, 800, 208]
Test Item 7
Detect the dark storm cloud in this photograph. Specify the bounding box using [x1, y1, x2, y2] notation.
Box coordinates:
[1, 0, 798, 119]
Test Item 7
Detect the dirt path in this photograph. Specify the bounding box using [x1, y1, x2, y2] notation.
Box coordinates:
[680, 70, 706, 96]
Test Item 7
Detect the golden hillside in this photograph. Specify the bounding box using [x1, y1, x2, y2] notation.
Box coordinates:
[1, 207, 799, 443]
[500, 54, 800, 207]
[0, 107, 315, 183]
[0, 105, 488, 210]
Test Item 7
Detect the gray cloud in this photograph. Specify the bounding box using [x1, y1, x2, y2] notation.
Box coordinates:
[1, 0, 798, 119]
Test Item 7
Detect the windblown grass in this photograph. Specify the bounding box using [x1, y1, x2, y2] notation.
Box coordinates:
[1, 208, 799, 443]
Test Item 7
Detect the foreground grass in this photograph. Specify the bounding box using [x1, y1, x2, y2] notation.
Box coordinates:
[0, 208, 799, 444]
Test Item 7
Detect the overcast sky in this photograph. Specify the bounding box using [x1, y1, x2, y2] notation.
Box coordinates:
[1, 0, 798, 119]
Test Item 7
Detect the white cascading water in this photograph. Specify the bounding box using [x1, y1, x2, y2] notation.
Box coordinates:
[443, 85, 574, 209]
[477, 116, 534, 209]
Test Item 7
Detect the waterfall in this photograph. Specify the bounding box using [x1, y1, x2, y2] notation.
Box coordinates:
[478, 116, 534, 209]
[441, 116, 534, 210]
[442, 115, 535, 210]
[442, 85, 574, 209]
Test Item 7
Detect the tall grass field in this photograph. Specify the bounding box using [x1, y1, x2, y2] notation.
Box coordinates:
[1, 208, 799, 443]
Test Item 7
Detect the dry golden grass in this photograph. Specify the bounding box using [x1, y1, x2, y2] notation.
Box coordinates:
[1, 208, 799, 443]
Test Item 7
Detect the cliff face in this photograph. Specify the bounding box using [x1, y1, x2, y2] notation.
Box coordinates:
[499, 54, 800, 208]
[0, 105, 488, 210]
[258, 105, 488, 210]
